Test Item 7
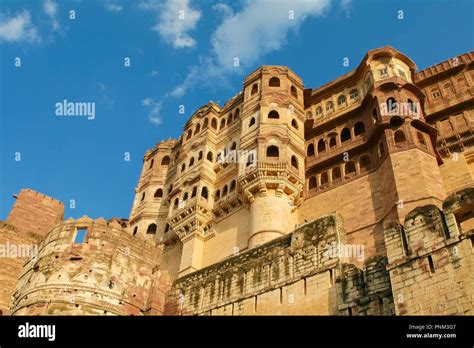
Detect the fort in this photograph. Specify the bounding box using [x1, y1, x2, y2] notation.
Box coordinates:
[1, 46, 473, 316]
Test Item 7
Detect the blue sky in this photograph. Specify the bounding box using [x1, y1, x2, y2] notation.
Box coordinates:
[0, 0, 473, 220]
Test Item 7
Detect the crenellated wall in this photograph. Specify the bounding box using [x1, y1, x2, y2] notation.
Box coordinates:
[0, 189, 64, 315]
[384, 187, 474, 315]
[165, 214, 394, 316]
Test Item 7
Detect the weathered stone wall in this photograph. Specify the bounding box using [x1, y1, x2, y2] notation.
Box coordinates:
[384, 187, 474, 315]
[6, 189, 64, 237]
[11, 216, 171, 316]
[0, 222, 42, 315]
[165, 214, 394, 316]
[0, 189, 64, 315]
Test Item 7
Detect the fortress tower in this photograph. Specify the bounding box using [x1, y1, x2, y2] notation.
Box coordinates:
[238, 66, 305, 247]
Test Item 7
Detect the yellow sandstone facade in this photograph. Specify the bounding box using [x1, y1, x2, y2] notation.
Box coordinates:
[1, 46, 473, 316]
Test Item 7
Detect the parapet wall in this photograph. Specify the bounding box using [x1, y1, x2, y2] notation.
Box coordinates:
[384, 187, 474, 315]
[11, 216, 171, 316]
[6, 189, 64, 237]
[1, 189, 64, 315]
[165, 214, 394, 315]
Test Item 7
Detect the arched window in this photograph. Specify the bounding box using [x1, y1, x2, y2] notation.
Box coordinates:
[249, 117, 256, 127]
[317, 139, 326, 153]
[161, 156, 170, 165]
[309, 176, 317, 190]
[329, 137, 337, 148]
[133, 227, 138, 236]
[345, 161, 356, 178]
[378, 142, 385, 158]
[222, 185, 228, 196]
[443, 83, 454, 95]
[201, 187, 209, 200]
[394, 130, 407, 148]
[431, 88, 441, 99]
[173, 198, 179, 209]
[291, 85, 297, 97]
[227, 114, 233, 124]
[349, 89, 359, 100]
[148, 159, 154, 169]
[165, 223, 170, 233]
[326, 101, 334, 113]
[186, 129, 192, 140]
[246, 153, 255, 167]
[198, 151, 203, 160]
[154, 188, 163, 198]
[291, 156, 298, 169]
[266, 145, 279, 158]
[146, 224, 157, 235]
[417, 131, 427, 149]
[181, 163, 186, 172]
[203, 118, 209, 128]
[183, 192, 188, 201]
[291, 119, 298, 129]
[320, 172, 329, 186]
[268, 110, 280, 119]
[220, 119, 226, 129]
[195, 123, 201, 134]
[206, 151, 213, 162]
[359, 155, 371, 172]
[269, 77, 280, 87]
[337, 95, 346, 107]
[251, 83, 258, 95]
[191, 186, 197, 198]
[231, 142, 237, 150]
[189, 157, 195, 167]
[230, 180, 236, 192]
[306, 111, 313, 119]
[340, 128, 351, 143]
[234, 109, 240, 120]
[407, 99, 417, 113]
[354, 122, 365, 136]
[215, 190, 221, 201]
[211, 118, 217, 129]
[141, 192, 146, 202]
[316, 106, 323, 116]
[332, 167, 341, 183]
[307, 144, 315, 156]
[386, 98, 397, 114]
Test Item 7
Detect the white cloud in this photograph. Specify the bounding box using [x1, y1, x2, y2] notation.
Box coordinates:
[43, 0, 60, 31]
[105, 2, 123, 14]
[211, 0, 330, 69]
[341, 0, 352, 17]
[139, 0, 201, 48]
[0, 10, 39, 43]
[171, 0, 334, 97]
[212, 3, 234, 18]
[142, 98, 162, 124]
